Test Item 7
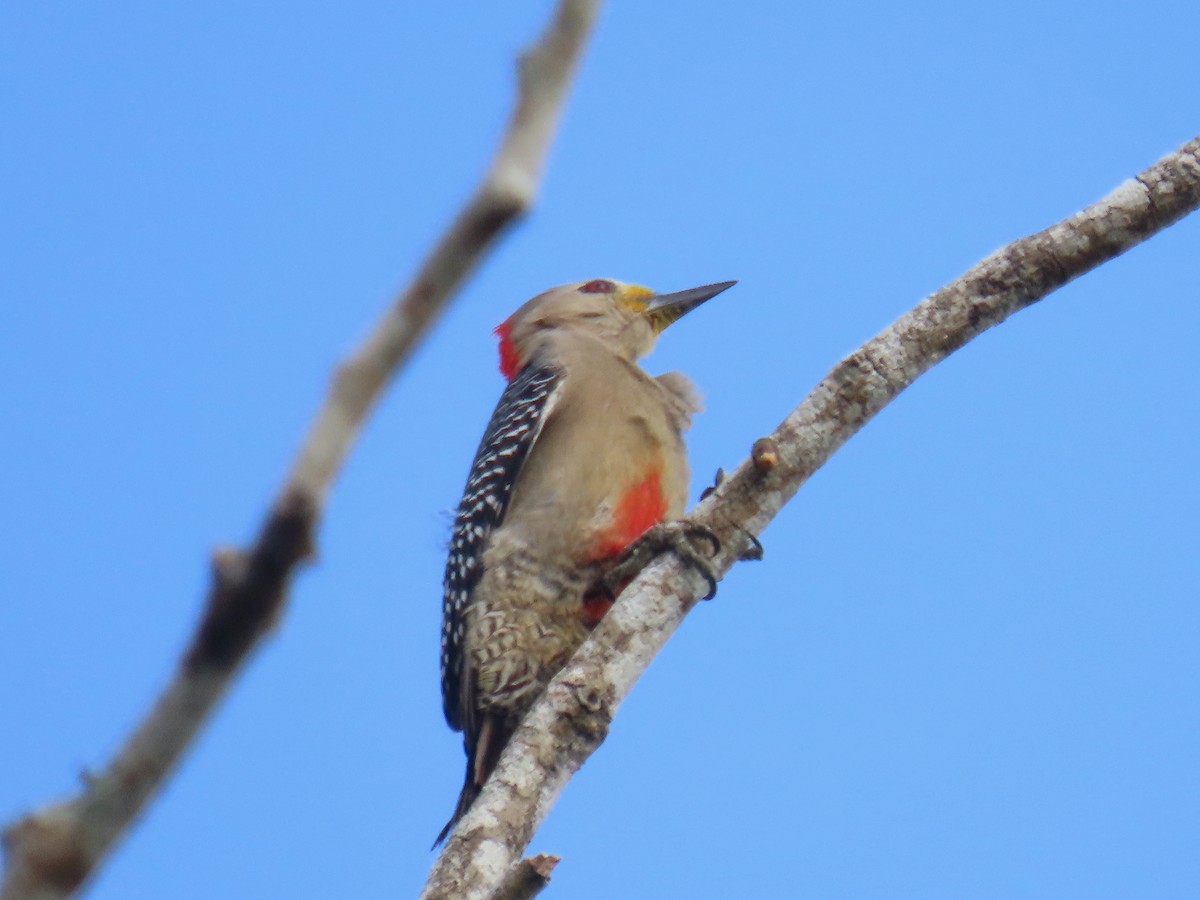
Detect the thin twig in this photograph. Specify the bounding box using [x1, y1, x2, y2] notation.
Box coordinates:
[0, 3, 600, 898]
[419, 135, 1200, 899]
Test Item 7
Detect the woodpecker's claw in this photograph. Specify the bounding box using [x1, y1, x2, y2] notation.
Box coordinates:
[739, 532, 764, 562]
[605, 521, 722, 601]
[699, 467, 725, 502]
[699, 468, 765, 562]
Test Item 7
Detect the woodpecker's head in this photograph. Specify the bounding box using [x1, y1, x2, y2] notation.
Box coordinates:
[494, 278, 735, 379]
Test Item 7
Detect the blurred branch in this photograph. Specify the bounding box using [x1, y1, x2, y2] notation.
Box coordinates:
[0, 2, 600, 898]
[420, 135, 1200, 899]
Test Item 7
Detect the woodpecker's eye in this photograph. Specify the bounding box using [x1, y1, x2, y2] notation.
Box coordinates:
[579, 279, 614, 294]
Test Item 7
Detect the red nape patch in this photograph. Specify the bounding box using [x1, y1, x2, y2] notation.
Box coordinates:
[493, 319, 521, 380]
[589, 469, 667, 560]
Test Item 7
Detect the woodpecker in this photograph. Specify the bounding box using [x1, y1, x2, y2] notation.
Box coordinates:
[436, 276, 735, 844]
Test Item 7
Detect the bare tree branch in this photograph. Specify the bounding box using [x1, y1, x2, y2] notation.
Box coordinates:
[420, 135, 1200, 899]
[0, 3, 600, 898]
[491, 854, 560, 900]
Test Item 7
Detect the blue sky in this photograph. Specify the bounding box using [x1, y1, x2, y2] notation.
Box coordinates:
[2, 3, 1197, 898]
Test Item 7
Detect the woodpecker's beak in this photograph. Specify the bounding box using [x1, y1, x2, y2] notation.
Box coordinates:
[644, 280, 736, 333]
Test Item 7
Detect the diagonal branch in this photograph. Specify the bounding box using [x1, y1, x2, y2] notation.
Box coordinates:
[0, 3, 601, 899]
[419, 135, 1200, 899]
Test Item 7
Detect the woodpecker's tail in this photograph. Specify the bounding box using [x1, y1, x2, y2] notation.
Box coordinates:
[433, 777, 480, 848]
[433, 713, 514, 848]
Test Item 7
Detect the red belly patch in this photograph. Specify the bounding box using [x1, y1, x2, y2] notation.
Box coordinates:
[580, 470, 669, 628]
[580, 592, 614, 627]
[589, 468, 666, 560]
[579, 463, 668, 627]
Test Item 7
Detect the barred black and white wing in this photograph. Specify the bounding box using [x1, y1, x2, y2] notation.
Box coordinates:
[440, 363, 562, 730]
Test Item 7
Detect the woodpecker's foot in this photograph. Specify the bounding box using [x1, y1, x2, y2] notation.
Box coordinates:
[604, 521, 722, 601]
[698, 467, 765, 563]
[739, 533, 765, 562]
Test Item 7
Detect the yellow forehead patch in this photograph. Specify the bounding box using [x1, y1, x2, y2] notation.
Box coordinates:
[616, 284, 654, 312]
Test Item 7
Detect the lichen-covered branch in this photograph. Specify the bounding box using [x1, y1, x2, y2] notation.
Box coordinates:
[419, 135, 1200, 899]
[0, 3, 600, 899]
